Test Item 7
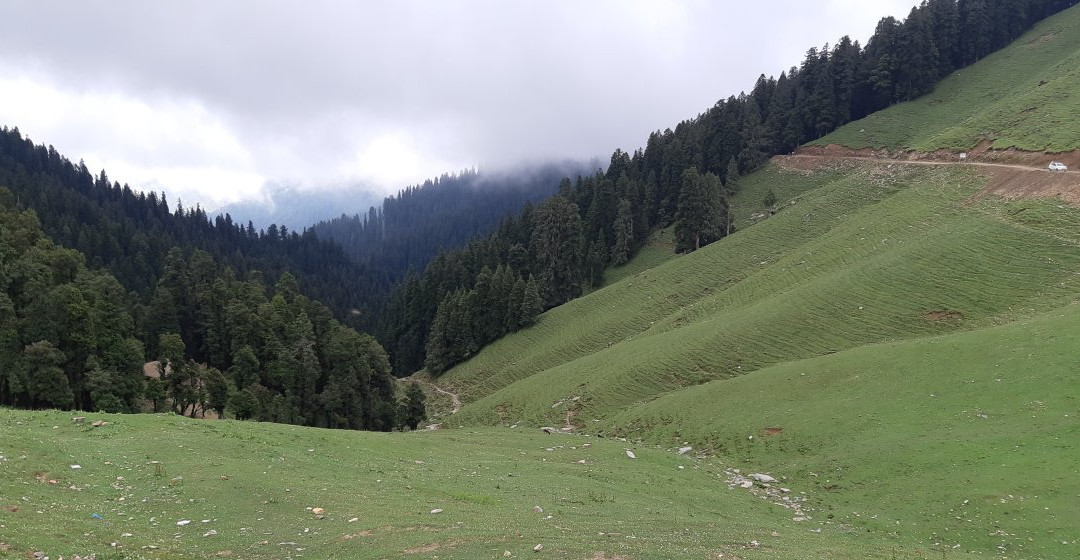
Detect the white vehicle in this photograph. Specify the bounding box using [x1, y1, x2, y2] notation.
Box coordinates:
[1048, 161, 1068, 172]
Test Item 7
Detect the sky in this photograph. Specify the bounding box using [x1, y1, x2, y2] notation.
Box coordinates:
[0, 0, 921, 210]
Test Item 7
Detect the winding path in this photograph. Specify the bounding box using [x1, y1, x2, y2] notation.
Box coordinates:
[432, 385, 462, 414]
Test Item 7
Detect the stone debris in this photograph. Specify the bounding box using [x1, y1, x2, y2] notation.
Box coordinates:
[91, 420, 109, 427]
[177, 519, 191, 526]
[625, 450, 636, 459]
[203, 529, 218, 537]
[311, 507, 325, 516]
[72, 417, 86, 424]
[533, 544, 544, 552]
[677, 446, 693, 455]
[430, 508, 443, 514]
[726, 468, 810, 522]
[533, 505, 543, 513]
[348, 517, 359, 523]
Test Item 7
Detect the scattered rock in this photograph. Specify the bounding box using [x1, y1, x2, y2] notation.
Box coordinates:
[677, 446, 692, 455]
[70, 464, 81, 469]
[576, 459, 586, 464]
[311, 507, 325, 516]
[533, 506, 543, 513]
[504, 551, 513, 557]
[534, 544, 544, 552]
[430, 508, 443, 514]
[625, 450, 636, 459]
[348, 517, 359, 523]
[72, 417, 86, 424]
[203, 529, 218, 537]
[748, 473, 776, 484]
[793, 516, 809, 522]
[120, 533, 133, 538]
[740, 480, 754, 489]
[177, 519, 191, 526]
[91, 420, 109, 427]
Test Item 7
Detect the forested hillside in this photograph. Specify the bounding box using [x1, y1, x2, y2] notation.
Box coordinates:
[0, 126, 388, 318]
[374, 0, 1077, 376]
[313, 163, 591, 284]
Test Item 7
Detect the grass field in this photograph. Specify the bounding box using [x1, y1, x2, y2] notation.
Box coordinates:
[0, 408, 953, 560]
[814, 5, 1080, 152]
[603, 303, 1080, 558]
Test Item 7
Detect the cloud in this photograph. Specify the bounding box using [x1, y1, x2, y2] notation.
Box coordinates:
[0, 0, 922, 209]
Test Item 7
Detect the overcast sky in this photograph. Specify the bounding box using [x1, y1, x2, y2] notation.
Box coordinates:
[0, 0, 921, 209]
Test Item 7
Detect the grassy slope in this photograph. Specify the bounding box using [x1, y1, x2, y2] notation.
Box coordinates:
[814, 5, 1080, 151]
[0, 409, 932, 560]
[603, 303, 1080, 557]
[448, 162, 1080, 427]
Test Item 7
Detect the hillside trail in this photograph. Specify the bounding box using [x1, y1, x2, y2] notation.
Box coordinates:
[432, 385, 462, 414]
[781, 145, 1080, 206]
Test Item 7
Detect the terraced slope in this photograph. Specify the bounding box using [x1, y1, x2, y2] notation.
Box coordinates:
[814, 4, 1080, 152]
[603, 302, 1080, 558]
[445, 160, 1080, 428]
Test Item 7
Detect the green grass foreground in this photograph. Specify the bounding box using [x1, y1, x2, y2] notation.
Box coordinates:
[0, 409, 940, 559]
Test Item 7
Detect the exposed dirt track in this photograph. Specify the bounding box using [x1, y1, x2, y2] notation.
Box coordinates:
[780, 144, 1080, 206]
[433, 385, 462, 414]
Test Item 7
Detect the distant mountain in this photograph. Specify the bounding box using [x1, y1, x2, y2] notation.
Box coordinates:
[217, 183, 381, 231]
[314, 160, 597, 281]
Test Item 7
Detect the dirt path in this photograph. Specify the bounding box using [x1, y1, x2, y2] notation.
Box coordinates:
[781, 148, 1080, 206]
[432, 385, 462, 414]
[785, 153, 1074, 174]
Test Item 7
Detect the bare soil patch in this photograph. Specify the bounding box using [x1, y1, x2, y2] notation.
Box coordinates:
[788, 144, 1080, 207]
[763, 427, 783, 436]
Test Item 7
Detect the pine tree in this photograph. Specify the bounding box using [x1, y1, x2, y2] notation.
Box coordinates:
[401, 382, 427, 430]
[675, 168, 723, 253]
[520, 275, 543, 326]
[19, 340, 73, 409]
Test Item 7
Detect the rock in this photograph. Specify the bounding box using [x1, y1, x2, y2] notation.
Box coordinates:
[576, 459, 586, 464]
[793, 516, 808, 522]
[625, 450, 636, 459]
[677, 446, 692, 455]
[430, 508, 443, 514]
[177, 519, 191, 526]
[70, 464, 81, 469]
[504, 551, 512, 557]
[203, 529, 218, 537]
[740, 480, 754, 489]
[91, 420, 109, 427]
[311, 507, 325, 516]
[348, 517, 358, 523]
[533, 506, 543, 513]
[748, 473, 777, 484]
[533, 544, 544, 552]
[73, 417, 86, 424]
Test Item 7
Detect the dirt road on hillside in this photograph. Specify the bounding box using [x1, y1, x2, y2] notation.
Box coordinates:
[779, 144, 1080, 206]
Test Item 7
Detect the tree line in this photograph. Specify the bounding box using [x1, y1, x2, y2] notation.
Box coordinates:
[0, 188, 426, 430]
[372, 0, 1075, 376]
